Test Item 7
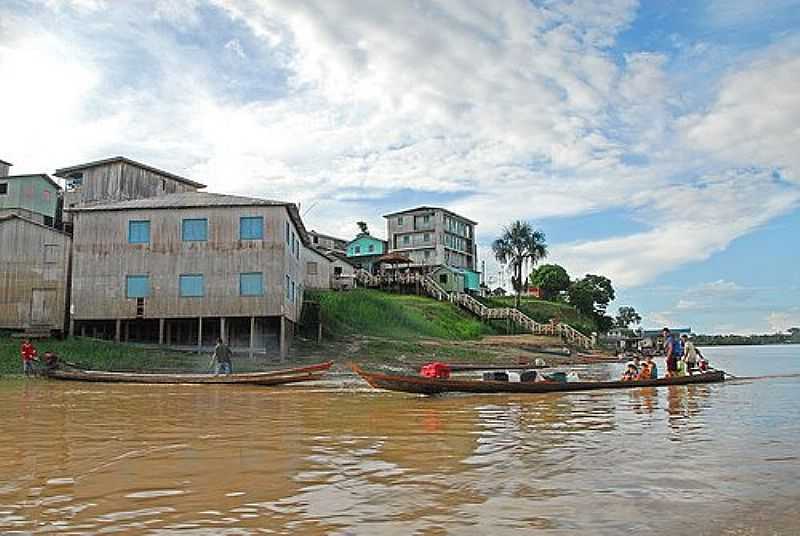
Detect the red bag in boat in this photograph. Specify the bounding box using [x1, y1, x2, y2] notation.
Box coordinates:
[420, 362, 451, 379]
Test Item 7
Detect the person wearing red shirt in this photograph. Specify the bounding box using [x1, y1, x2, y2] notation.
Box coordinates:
[21, 339, 38, 376]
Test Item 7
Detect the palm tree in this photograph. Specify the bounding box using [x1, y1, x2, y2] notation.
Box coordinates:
[491, 221, 548, 307]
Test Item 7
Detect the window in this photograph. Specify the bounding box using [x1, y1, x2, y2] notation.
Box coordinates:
[423, 233, 430, 242]
[286, 222, 290, 244]
[403, 235, 410, 245]
[179, 274, 204, 297]
[182, 219, 207, 241]
[368, 244, 374, 252]
[422, 215, 430, 223]
[128, 220, 150, 244]
[439, 274, 448, 284]
[291, 280, 296, 303]
[66, 173, 83, 191]
[307, 262, 318, 275]
[0, 183, 6, 195]
[313, 235, 319, 244]
[240, 216, 264, 240]
[355, 245, 361, 254]
[126, 275, 150, 298]
[334, 266, 343, 276]
[240, 272, 264, 296]
[424, 250, 431, 259]
[286, 275, 291, 300]
[161, 179, 167, 191]
[43, 189, 50, 202]
[397, 216, 404, 226]
[44, 244, 59, 264]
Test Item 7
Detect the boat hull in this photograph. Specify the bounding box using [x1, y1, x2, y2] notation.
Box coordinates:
[352, 365, 725, 395]
[47, 361, 333, 385]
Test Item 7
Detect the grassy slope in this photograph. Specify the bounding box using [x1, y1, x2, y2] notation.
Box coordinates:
[0, 336, 201, 375]
[313, 289, 497, 340]
[479, 296, 598, 336]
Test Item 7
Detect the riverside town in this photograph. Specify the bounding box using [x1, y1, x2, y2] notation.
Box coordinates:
[2, 2, 799, 534]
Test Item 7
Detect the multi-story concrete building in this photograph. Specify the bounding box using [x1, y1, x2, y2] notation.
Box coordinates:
[308, 230, 347, 253]
[384, 206, 478, 271]
[67, 192, 308, 358]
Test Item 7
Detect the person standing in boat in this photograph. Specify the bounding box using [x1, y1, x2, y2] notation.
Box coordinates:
[680, 334, 703, 375]
[21, 339, 38, 376]
[663, 328, 679, 378]
[210, 338, 233, 375]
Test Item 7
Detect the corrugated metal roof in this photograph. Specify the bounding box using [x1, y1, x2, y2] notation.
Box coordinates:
[382, 206, 478, 225]
[66, 191, 311, 247]
[54, 156, 206, 188]
[0, 158, 12, 166]
[66, 191, 291, 211]
[0, 214, 71, 236]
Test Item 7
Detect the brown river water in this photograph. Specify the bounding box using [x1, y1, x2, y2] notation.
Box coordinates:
[1, 346, 799, 535]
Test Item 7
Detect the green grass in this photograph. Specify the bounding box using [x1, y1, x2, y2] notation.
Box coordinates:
[311, 289, 497, 341]
[479, 296, 598, 336]
[0, 336, 201, 375]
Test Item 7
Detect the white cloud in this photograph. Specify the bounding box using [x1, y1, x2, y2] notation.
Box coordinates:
[1, 0, 799, 294]
[767, 310, 800, 333]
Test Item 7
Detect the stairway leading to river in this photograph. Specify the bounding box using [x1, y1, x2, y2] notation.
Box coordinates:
[353, 270, 594, 349]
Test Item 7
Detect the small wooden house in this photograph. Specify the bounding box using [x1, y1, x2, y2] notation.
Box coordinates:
[0, 173, 61, 225]
[304, 247, 335, 290]
[0, 215, 71, 334]
[55, 156, 206, 224]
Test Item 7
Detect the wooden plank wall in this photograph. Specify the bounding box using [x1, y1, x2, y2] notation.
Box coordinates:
[0, 219, 71, 330]
[71, 205, 304, 323]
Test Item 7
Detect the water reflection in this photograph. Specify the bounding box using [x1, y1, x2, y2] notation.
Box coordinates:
[1, 349, 800, 535]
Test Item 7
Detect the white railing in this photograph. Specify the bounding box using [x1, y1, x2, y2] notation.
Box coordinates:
[352, 271, 594, 348]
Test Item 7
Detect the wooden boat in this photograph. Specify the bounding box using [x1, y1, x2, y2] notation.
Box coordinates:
[47, 361, 333, 385]
[351, 364, 725, 395]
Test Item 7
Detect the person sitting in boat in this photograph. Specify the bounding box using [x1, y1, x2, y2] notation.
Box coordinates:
[680, 334, 703, 375]
[663, 328, 679, 378]
[209, 338, 233, 375]
[43, 351, 60, 373]
[637, 355, 657, 380]
[621, 363, 639, 381]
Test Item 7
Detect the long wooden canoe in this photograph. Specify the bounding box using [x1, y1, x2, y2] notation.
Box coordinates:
[47, 361, 333, 385]
[351, 364, 725, 395]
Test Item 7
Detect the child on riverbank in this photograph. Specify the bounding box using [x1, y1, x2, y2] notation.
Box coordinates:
[21, 339, 38, 376]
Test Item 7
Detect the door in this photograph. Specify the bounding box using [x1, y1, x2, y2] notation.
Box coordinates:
[30, 289, 56, 325]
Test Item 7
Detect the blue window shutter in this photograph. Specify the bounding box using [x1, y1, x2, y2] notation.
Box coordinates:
[180, 274, 204, 297]
[126, 275, 150, 298]
[182, 219, 208, 241]
[128, 220, 150, 244]
[240, 217, 264, 240]
[240, 272, 264, 296]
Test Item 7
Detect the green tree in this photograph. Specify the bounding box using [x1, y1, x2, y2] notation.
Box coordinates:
[492, 221, 548, 307]
[615, 306, 642, 328]
[789, 327, 800, 342]
[356, 221, 370, 235]
[568, 274, 615, 320]
[529, 264, 570, 301]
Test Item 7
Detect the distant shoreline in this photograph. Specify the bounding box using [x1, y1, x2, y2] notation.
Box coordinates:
[697, 341, 800, 347]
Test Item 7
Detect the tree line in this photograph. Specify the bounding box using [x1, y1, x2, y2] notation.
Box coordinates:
[491, 220, 640, 333]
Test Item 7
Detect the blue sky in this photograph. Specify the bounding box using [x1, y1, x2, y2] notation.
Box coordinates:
[1, 0, 798, 334]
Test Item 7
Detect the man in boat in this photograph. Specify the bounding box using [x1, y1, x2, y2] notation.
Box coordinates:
[210, 338, 233, 375]
[680, 334, 703, 375]
[21, 339, 38, 376]
[663, 328, 679, 378]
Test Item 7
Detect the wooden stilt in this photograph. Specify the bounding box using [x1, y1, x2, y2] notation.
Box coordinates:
[158, 318, 165, 345]
[114, 319, 121, 343]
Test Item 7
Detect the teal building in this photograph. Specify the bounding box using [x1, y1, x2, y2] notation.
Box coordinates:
[346, 233, 388, 273]
[0, 174, 61, 225]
